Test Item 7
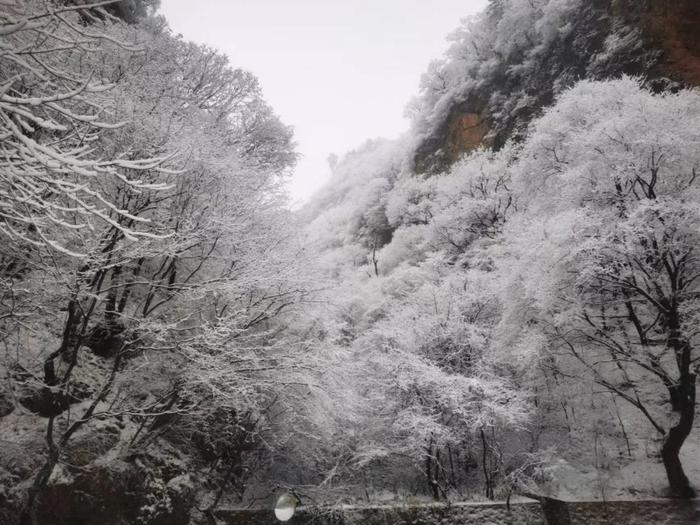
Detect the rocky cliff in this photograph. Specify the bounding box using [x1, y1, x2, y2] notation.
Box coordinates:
[413, 0, 700, 174]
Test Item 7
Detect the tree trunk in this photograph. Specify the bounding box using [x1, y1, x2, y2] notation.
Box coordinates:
[19, 418, 60, 525]
[481, 428, 494, 500]
[425, 436, 440, 500]
[661, 374, 696, 498]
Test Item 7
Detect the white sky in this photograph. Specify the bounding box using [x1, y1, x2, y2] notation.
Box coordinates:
[159, 0, 489, 205]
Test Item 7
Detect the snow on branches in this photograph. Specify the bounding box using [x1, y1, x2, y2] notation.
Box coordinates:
[0, 2, 173, 256]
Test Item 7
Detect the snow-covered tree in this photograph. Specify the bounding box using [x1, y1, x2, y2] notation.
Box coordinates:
[0, 2, 173, 258]
[0, 5, 307, 522]
[502, 78, 700, 496]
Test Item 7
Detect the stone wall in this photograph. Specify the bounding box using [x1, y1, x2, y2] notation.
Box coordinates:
[216, 498, 700, 525]
[216, 500, 545, 525]
[540, 498, 700, 525]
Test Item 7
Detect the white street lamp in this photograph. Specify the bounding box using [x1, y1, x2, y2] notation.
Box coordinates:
[274, 493, 298, 522]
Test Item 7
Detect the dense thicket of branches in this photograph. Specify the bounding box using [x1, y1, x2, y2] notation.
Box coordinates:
[302, 77, 700, 502]
[0, 2, 314, 524]
[300, 0, 700, 499]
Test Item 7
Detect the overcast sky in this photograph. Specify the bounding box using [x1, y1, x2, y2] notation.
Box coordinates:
[159, 0, 489, 205]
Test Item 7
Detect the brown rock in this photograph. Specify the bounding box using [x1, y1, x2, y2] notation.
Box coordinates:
[446, 112, 490, 163]
[612, 0, 700, 86]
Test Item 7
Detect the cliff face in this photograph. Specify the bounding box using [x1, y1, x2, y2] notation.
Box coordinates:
[417, 102, 492, 171]
[445, 110, 491, 163]
[615, 0, 700, 85]
[413, 0, 700, 174]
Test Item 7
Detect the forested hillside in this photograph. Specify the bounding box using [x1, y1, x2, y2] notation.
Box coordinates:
[301, 0, 700, 506]
[1, 1, 699, 524]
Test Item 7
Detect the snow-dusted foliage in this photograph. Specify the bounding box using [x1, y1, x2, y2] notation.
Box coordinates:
[0, 1, 174, 256]
[295, 142, 533, 498]
[0, 3, 309, 523]
[501, 78, 700, 497]
[299, 77, 700, 501]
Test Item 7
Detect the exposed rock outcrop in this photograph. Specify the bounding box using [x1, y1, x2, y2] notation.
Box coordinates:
[614, 0, 700, 85]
